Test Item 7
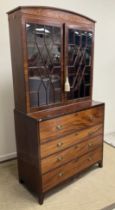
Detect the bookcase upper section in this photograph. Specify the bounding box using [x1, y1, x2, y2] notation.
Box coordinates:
[8, 7, 95, 113]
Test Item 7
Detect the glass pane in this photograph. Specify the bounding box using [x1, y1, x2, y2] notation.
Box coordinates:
[66, 29, 93, 100]
[26, 23, 62, 108]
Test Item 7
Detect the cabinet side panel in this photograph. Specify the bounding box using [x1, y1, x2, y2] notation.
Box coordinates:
[8, 12, 26, 112]
[14, 110, 42, 195]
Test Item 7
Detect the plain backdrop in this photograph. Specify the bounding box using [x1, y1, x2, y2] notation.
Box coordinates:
[0, 0, 115, 161]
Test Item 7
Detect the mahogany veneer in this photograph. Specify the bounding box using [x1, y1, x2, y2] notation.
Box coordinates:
[14, 102, 104, 204]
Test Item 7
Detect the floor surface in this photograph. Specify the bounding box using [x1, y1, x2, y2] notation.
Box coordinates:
[105, 133, 115, 147]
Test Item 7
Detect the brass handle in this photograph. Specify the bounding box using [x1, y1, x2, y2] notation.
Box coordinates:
[56, 125, 63, 130]
[57, 142, 63, 147]
[74, 132, 79, 136]
[88, 132, 92, 136]
[88, 157, 92, 161]
[74, 144, 80, 149]
[88, 143, 93, 147]
[57, 156, 63, 161]
[89, 115, 95, 121]
[58, 172, 64, 177]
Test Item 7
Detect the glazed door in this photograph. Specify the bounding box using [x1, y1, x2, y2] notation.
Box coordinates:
[65, 25, 93, 101]
[26, 21, 63, 109]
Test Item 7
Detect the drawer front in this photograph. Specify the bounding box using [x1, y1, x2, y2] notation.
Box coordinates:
[42, 147, 102, 192]
[41, 135, 103, 174]
[40, 124, 103, 158]
[40, 106, 104, 143]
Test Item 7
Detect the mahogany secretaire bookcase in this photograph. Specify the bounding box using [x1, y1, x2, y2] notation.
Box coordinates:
[7, 6, 105, 204]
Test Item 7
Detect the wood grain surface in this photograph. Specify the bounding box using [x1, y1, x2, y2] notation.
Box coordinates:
[41, 135, 103, 174]
[40, 124, 103, 158]
[40, 106, 104, 142]
[42, 147, 102, 192]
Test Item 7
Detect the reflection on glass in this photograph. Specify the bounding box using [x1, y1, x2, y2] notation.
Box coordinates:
[67, 29, 93, 100]
[26, 23, 62, 108]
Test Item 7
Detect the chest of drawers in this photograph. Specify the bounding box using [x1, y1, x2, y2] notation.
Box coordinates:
[14, 102, 104, 204]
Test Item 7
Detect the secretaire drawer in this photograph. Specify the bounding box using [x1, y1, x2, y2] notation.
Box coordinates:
[39, 106, 104, 142]
[40, 124, 103, 158]
[42, 147, 102, 192]
[41, 135, 103, 174]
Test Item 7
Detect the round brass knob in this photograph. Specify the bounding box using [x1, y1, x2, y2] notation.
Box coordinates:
[89, 115, 95, 121]
[56, 125, 63, 130]
[74, 144, 80, 149]
[57, 142, 63, 147]
[88, 131, 92, 136]
[88, 143, 93, 147]
[88, 157, 92, 161]
[58, 172, 64, 177]
[74, 132, 79, 136]
[57, 156, 63, 161]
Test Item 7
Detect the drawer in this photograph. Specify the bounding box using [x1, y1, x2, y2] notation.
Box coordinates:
[41, 135, 103, 174]
[40, 106, 104, 143]
[42, 147, 102, 192]
[40, 124, 103, 158]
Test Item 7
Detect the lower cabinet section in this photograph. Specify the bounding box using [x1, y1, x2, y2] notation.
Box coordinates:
[14, 102, 104, 204]
[42, 147, 102, 192]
